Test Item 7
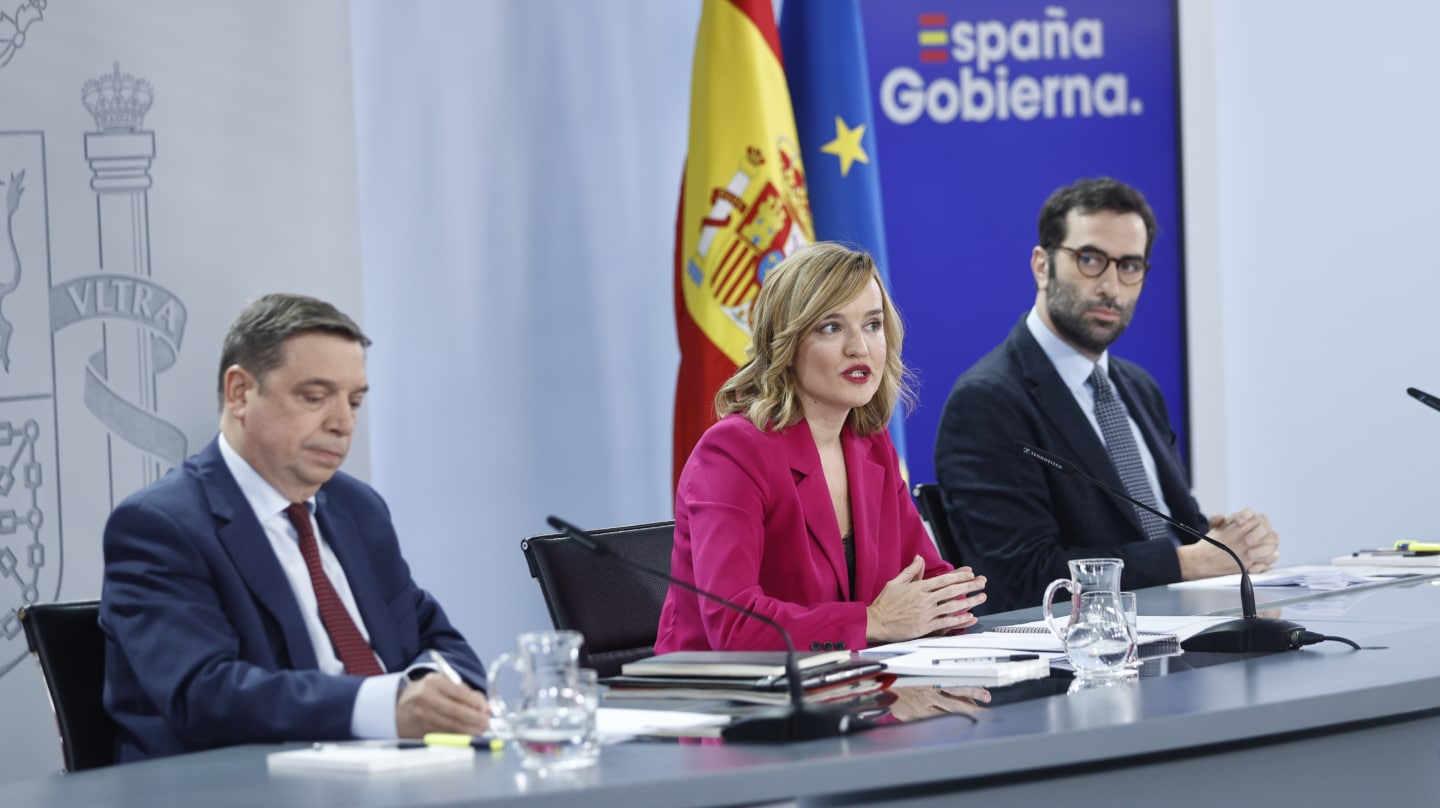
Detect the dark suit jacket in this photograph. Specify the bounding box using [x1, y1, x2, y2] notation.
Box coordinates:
[655, 414, 950, 653]
[933, 317, 1205, 613]
[99, 437, 484, 762]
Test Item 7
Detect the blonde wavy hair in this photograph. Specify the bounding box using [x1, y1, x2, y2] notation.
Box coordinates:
[715, 242, 913, 435]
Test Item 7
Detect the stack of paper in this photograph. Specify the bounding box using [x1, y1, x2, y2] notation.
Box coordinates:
[1169, 564, 1426, 590]
[604, 650, 890, 705]
[1331, 552, 1440, 569]
[603, 673, 893, 706]
[618, 650, 851, 678]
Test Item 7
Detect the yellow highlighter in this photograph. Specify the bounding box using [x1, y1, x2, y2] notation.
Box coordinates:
[423, 733, 504, 752]
[1392, 541, 1440, 553]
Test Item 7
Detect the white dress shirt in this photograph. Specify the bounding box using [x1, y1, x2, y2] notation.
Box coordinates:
[218, 434, 405, 738]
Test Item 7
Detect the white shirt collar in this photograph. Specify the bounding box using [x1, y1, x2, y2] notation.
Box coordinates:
[1026, 306, 1110, 396]
[217, 433, 314, 523]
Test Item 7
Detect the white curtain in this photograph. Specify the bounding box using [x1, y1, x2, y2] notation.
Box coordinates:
[350, 1, 701, 659]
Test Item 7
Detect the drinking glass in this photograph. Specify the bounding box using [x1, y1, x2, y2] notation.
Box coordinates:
[1118, 591, 1140, 672]
[1058, 591, 1134, 683]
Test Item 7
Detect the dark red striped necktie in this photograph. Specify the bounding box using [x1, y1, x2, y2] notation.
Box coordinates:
[284, 503, 383, 676]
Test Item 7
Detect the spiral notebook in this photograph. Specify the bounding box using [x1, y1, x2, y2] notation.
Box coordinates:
[864, 617, 1230, 659]
[990, 624, 1180, 657]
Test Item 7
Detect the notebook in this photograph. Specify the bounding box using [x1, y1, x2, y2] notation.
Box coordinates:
[604, 658, 885, 692]
[620, 649, 852, 678]
[266, 743, 474, 775]
[603, 673, 893, 706]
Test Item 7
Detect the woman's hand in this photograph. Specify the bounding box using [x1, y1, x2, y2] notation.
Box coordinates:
[865, 556, 986, 643]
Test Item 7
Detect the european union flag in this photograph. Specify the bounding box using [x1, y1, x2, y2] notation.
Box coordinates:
[781, 0, 908, 471]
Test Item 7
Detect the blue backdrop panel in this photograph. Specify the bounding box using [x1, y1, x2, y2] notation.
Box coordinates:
[859, 0, 1186, 487]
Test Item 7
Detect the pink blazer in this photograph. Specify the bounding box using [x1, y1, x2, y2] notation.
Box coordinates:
[654, 414, 951, 652]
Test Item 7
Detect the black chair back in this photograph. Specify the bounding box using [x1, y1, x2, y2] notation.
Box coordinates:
[521, 520, 674, 677]
[913, 483, 964, 567]
[19, 600, 116, 772]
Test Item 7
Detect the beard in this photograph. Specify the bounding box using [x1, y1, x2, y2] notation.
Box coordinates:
[1045, 268, 1135, 356]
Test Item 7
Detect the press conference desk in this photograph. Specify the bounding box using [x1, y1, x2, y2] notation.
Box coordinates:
[5, 574, 1439, 807]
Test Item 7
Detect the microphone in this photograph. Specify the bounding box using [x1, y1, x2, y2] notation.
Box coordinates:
[1407, 387, 1440, 413]
[1018, 443, 1310, 653]
[545, 515, 871, 742]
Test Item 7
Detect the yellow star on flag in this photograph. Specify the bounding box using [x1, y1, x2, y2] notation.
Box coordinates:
[820, 116, 868, 177]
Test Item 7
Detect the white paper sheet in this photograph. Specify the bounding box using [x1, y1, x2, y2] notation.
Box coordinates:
[596, 707, 731, 741]
[1168, 564, 1419, 591]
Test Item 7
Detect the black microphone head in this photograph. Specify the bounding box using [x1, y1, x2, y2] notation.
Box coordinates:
[545, 515, 607, 554]
[544, 517, 833, 737]
[1407, 387, 1440, 412]
[1019, 442, 1069, 474]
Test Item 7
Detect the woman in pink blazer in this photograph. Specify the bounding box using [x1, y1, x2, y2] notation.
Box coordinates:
[655, 243, 988, 653]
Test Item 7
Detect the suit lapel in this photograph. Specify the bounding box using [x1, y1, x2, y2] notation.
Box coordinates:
[1011, 322, 1147, 537]
[198, 440, 318, 670]
[844, 428, 883, 600]
[782, 424, 850, 598]
[314, 489, 401, 668]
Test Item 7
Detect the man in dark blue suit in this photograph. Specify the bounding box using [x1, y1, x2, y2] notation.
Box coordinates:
[100, 294, 490, 761]
[934, 178, 1280, 614]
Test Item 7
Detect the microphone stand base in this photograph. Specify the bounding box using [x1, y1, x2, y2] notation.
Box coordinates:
[1180, 616, 1308, 653]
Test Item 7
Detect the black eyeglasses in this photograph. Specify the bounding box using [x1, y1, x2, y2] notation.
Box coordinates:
[1053, 246, 1149, 286]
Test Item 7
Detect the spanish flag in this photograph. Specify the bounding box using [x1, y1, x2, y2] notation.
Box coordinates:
[673, 0, 813, 488]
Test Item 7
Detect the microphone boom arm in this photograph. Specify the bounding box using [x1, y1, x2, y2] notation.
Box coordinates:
[1019, 443, 1258, 619]
[546, 515, 812, 734]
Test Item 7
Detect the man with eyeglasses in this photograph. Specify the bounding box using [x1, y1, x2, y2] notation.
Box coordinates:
[933, 177, 1280, 613]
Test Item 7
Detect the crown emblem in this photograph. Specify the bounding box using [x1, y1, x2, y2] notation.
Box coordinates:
[81, 62, 154, 132]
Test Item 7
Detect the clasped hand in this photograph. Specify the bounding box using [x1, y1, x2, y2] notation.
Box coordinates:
[865, 556, 986, 643]
[1179, 508, 1281, 580]
[1208, 508, 1280, 573]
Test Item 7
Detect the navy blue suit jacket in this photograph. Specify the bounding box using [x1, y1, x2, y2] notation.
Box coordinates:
[933, 318, 1206, 614]
[99, 437, 484, 762]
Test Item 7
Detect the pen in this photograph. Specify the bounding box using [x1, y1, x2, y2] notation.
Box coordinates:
[423, 733, 504, 751]
[429, 650, 465, 686]
[931, 654, 1040, 665]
